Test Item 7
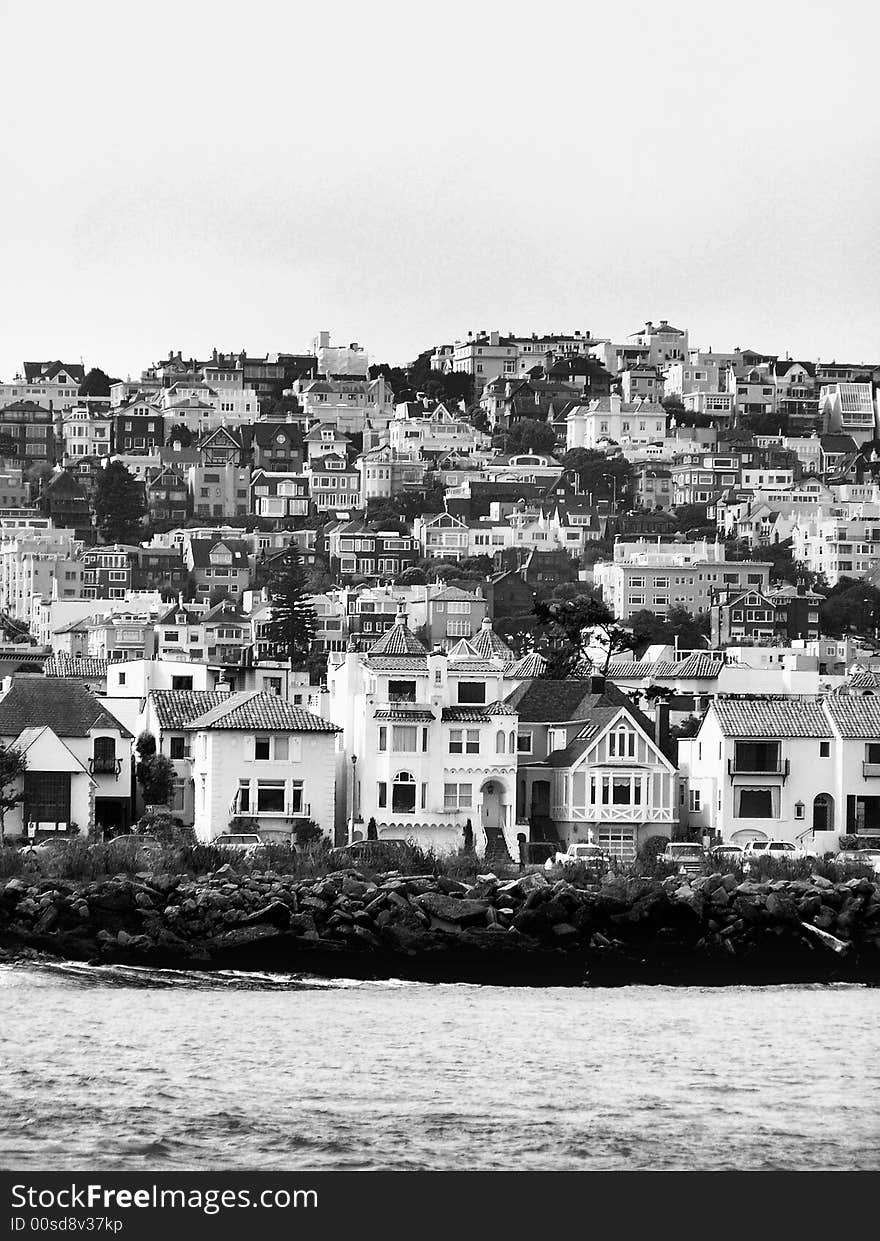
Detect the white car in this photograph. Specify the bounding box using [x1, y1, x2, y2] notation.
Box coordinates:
[832, 849, 880, 876]
[545, 843, 609, 872]
[212, 833, 267, 857]
[741, 840, 814, 863]
[660, 841, 705, 876]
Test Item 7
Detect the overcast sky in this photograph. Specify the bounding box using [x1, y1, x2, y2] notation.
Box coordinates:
[1, 0, 878, 381]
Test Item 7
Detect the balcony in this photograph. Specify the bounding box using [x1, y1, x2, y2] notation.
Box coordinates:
[728, 758, 789, 781]
[89, 756, 122, 778]
[863, 763, 880, 778]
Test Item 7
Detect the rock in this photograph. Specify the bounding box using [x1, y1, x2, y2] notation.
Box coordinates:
[211, 864, 236, 878]
[4, 878, 25, 893]
[552, 922, 579, 942]
[515, 872, 548, 896]
[240, 899, 291, 929]
[415, 893, 488, 925]
[800, 921, 850, 955]
[710, 887, 730, 908]
[341, 878, 371, 899]
[720, 874, 738, 893]
[809, 874, 833, 890]
[351, 925, 380, 948]
[134, 892, 153, 909]
[213, 924, 289, 950]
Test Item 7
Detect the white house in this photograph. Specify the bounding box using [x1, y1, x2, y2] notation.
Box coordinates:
[186, 690, 340, 843]
[327, 613, 524, 857]
[678, 695, 880, 853]
[0, 677, 133, 838]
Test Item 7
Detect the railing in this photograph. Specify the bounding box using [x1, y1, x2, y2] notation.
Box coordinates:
[89, 757, 122, 778]
[727, 758, 789, 779]
[862, 762, 880, 778]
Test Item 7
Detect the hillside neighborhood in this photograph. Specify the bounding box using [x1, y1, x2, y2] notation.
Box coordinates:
[2, 323, 880, 863]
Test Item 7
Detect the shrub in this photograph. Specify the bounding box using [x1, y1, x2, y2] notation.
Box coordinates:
[638, 835, 670, 862]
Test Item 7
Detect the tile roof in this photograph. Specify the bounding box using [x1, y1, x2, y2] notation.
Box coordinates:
[363, 656, 428, 671]
[448, 660, 503, 673]
[469, 625, 514, 661]
[508, 652, 548, 678]
[373, 708, 436, 722]
[711, 699, 831, 738]
[150, 690, 231, 731]
[847, 671, 880, 690]
[0, 678, 130, 738]
[825, 697, 880, 738]
[606, 658, 675, 680]
[668, 653, 725, 679]
[43, 656, 109, 679]
[368, 621, 429, 657]
[186, 690, 339, 732]
[442, 703, 518, 722]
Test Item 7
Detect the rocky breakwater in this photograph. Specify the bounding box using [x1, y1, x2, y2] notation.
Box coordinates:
[2, 865, 880, 985]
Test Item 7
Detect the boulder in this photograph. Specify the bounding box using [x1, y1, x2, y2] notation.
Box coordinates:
[240, 899, 292, 929]
[800, 921, 850, 955]
[414, 893, 488, 925]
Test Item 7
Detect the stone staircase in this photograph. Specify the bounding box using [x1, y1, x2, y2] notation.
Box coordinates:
[483, 824, 512, 865]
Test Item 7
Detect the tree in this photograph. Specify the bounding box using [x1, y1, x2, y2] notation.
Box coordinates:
[533, 594, 637, 678]
[559, 448, 633, 505]
[0, 744, 26, 842]
[166, 423, 193, 447]
[261, 545, 317, 665]
[501, 419, 558, 456]
[135, 733, 176, 807]
[293, 819, 323, 850]
[631, 606, 708, 651]
[671, 503, 713, 534]
[93, 460, 147, 544]
[461, 406, 490, 434]
[79, 367, 112, 398]
[820, 578, 880, 639]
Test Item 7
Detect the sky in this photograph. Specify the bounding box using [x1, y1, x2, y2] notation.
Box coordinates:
[1, 0, 878, 381]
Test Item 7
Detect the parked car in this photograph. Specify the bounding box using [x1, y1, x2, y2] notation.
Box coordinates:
[832, 849, 880, 876]
[660, 842, 705, 876]
[328, 839, 415, 868]
[20, 836, 78, 857]
[544, 842, 609, 872]
[741, 840, 814, 863]
[212, 833, 268, 857]
[709, 844, 744, 864]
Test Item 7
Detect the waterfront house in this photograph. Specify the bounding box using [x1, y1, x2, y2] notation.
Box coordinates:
[506, 677, 677, 857]
[186, 690, 340, 843]
[327, 612, 524, 856]
[0, 676, 132, 838]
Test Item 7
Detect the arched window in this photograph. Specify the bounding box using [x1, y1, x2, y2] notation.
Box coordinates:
[392, 771, 416, 813]
[508, 730, 516, 753]
[813, 793, 833, 832]
[496, 730, 505, 754]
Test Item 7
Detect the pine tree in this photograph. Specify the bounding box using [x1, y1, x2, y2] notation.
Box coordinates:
[262, 545, 317, 666]
[94, 461, 147, 544]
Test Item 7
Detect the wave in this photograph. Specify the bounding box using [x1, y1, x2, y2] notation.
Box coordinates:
[0, 959, 421, 992]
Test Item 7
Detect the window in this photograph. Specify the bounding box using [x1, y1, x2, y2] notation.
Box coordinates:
[256, 781, 285, 813]
[449, 730, 463, 754]
[689, 790, 701, 812]
[444, 783, 472, 810]
[820, 741, 830, 758]
[169, 736, 187, 760]
[391, 771, 416, 813]
[516, 732, 533, 754]
[392, 725, 417, 752]
[377, 781, 387, 808]
[466, 730, 479, 753]
[388, 679, 416, 703]
[237, 780, 251, 813]
[608, 728, 636, 758]
[736, 787, 776, 818]
[457, 681, 486, 704]
[547, 728, 566, 753]
[866, 743, 880, 764]
[496, 730, 506, 754]
[734, 741, 780, 772]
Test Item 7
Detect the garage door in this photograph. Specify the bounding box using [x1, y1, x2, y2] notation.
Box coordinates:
[598, 828, 636, 861]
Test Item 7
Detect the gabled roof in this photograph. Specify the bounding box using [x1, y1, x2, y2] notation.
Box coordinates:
[0, 678, 130, 738]
[24, 360, 86, 384]
[668, 652, 724, 679]
[13, 725, 93, 776]
[186, 690, 338, 732]
[368, 620, 429, 657]
[503, 678, 650, 728]
[710, 699, 830, 738]
[150, 690, 231, 731]
[508, 651, 547, 678]
[187, 538, 249, 569]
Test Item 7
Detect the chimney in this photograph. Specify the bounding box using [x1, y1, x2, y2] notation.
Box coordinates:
[654, 701, 670, 752]
[589, 674, 606, 693]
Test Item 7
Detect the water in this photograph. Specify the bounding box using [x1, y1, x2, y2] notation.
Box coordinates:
[2, 962, 878, 1170]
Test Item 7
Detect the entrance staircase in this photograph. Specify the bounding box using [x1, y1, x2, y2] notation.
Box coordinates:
[483, 824, 512, 865]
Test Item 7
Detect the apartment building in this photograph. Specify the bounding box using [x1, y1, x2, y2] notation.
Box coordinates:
[594, 538, 772, 619]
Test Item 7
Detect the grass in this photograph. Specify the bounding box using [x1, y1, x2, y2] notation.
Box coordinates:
[0, 839, 876, 888]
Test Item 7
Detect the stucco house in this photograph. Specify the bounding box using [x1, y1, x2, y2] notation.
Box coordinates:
[0, 677, 132, 838]
[186, 690, 340, 843]
[678, 695, 880, 852]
